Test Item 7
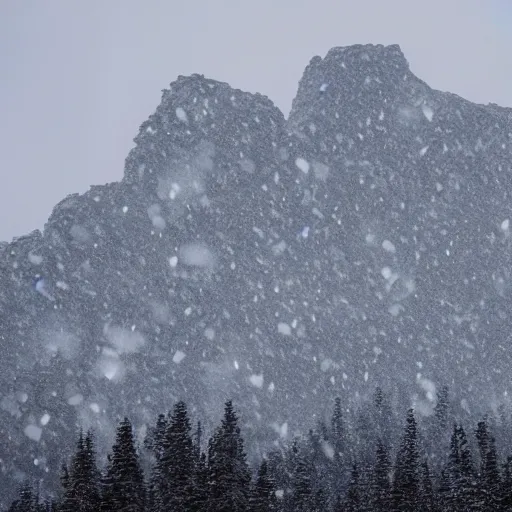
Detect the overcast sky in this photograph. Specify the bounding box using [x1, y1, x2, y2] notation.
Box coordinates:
[1, 0, 511, 242]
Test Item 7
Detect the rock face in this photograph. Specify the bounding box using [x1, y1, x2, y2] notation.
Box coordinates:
[1, 43, 512, 502]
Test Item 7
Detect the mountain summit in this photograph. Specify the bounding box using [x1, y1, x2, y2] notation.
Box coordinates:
[1, 44, 512, 502]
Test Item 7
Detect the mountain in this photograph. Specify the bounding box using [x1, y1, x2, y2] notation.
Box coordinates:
[1, 43, 512, 503]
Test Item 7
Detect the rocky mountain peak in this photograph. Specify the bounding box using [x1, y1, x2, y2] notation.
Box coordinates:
[123, 74, 284, 188]
[1, 44, 512, 506]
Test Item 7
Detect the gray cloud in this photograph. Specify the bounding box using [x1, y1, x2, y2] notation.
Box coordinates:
[1, 0, 510, 241]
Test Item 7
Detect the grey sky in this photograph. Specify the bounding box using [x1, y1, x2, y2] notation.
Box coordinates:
[1, 0, 511, 242]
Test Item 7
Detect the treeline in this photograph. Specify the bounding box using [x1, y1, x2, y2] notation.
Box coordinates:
[6, 389, 512, 511]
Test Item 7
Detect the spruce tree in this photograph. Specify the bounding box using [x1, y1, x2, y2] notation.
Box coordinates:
[475, 417, 499, 510]
[371, 439, 391, 511]
[438, 468, 451, 510]
[8, 483, 37, 512]
[191, 419, 209, 510]
[144, 413, 167, 460]
[331, 397, 345, 454]
[482, 435, 501, 510]
[152, 400, 196, 510]
[373, 387, 392, 443]
[249, 459, 278, 512]
[330, 397, 345, 496]
[208, 400, 251, 512]
[392, 408, 420, 510]
[345, 463, 361, 512]
[192, 451, 209, 512]
[289, 451, 314, 512]
[418, 460, 435, 512]
[100, 418, 145, 512]
[446, 424, 478, 511]
[60, 430, 100, 512]
[476, 418, 490, 472]
[434, 385, 450, 431]
[501, 456, 512, 509]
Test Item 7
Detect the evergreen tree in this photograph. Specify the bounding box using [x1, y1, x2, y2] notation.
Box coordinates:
[100, 418, 145, 512]
[371, 439, 391, 511]
[434, 385, 450, 431]
[428, 385, 450, 473]
[8, 483, 37, 512]
[144, 413, 167, 460]
[446, 424, 478, 511]
[331, 397, 345, 454]
[418, 460, 435, 512]
[438, 468, 451, 510]
[345, 463, 362, 512]
[190, 419, 209, 510]
[476, 417, 490, 473]
[482, 435, 501, 510]
[207, 400, 251, 512]
[289, 451, 314, 512]
[501, 455, 512, 509]
[330, 397, 346, 496]
[99, 454, 115, 512]
[60, 430, 100, 512]
[152, 400, 196, 511]
[249, 459, 278, 512]
[475, 417, 501, 510]
[192, 451, 210, 512]
[59, 462, 70, 501]
[393, 408, 420, 510]
[373, 387, 392, 443]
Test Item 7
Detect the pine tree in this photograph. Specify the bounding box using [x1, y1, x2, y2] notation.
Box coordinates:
[289, 451, 314, 512]
[392, 408, 420, 510]
[446, 424, 462, 509]
[476, 417, 490, 473]
[428, 385, 450, 473]
[99, 454, 115, 512]
[208, 400, 251, 512]
[249, 459, 278, 512]
[501, 456, 512, 509]
[345, 463, 361, 512]
[482, 435, 501, 510]
[100, 418, 145, 512]
[373, 387, 392, 443]
[438, 468, 451, 510]
[152, 400, 196, 510]
[446, 424, 478, 511]
[192, 451, 209, 512]
[38, 498, 58, 512]
[434, 385, 450, 431]
[8, 483, 37, 512]
[475, 417, 500, 510]
[371, 439, 391, 511]
[60, 430, 100, 512]
[331, 397, 345, 454]
[144, 413, 167, 460]
[418, 460, 435, 512]
[59, 462, 70, 501]
[330, 397, 346, 496]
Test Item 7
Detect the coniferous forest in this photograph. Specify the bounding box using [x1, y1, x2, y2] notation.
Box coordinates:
[6, 388, 512, 511]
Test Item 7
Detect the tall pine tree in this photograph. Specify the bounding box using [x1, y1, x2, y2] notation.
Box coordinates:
[248, 459, 278, 512]
[151, 400, 197, 511]
[208, 400, 251, 512]
[100, 418, 145, 512]
[392, 409, 420, 510]
[371, 439, 391, 511]
[60, 430, 100, 512]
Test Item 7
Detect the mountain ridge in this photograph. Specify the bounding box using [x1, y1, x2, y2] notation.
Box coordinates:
[1, 43, 512, 505]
